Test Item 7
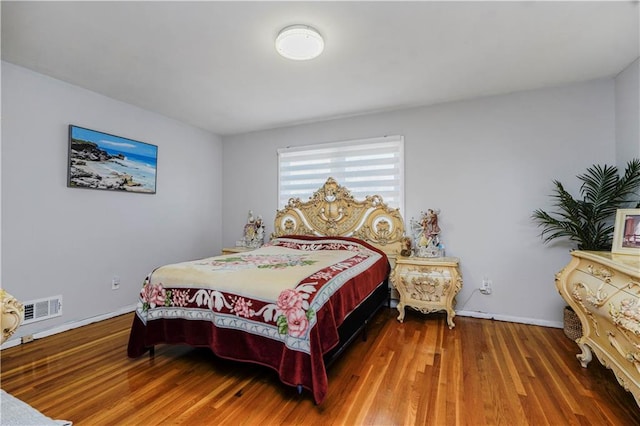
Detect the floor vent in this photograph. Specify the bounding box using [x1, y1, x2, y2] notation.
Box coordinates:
[22, 295, 62, 325]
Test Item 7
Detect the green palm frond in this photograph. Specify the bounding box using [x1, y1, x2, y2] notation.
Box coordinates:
[532, 159, 640, 251]
[616, 158, 640, 202]
[578, 164, 618, 221]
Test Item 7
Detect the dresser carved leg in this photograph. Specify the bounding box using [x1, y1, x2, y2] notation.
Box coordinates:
[396, 303, 405, 323]
[576, 340, 593, 368]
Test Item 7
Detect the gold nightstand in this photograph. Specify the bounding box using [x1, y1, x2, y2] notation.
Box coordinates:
[390, 256, 463, 328]
[221, 246, 256, 255]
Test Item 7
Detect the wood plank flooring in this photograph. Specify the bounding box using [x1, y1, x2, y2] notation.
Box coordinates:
[1, 309, 638, 425]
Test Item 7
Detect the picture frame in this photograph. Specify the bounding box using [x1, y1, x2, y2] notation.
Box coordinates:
[67, 125, 157, 194]
[612, 208, 640, 255]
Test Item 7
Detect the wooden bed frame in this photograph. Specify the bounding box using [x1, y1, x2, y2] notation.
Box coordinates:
[272, 177, 405, 368]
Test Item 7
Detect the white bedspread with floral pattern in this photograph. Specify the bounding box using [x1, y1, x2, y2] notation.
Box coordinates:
[135, 237, 382, 354]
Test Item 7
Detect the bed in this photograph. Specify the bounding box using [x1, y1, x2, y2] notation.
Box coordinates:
[127, 177, 405, 404]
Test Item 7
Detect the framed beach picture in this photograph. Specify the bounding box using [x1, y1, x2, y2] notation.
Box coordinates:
[612, 208, 640, 255]
[67, 125, 158, 194]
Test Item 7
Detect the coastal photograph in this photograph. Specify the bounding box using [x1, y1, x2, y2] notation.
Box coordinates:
[67, 125, 157, 194]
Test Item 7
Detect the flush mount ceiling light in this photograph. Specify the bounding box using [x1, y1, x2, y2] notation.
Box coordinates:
[275, 25, 324, 61]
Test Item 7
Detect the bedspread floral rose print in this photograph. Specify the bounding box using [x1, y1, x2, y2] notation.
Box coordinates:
[136, 238, 381, 353]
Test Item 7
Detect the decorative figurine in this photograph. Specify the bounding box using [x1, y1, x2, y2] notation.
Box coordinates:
[243, 210, 265, 248]
[413, 209, 444, 257]
[255, 215, 265, 245]
[424, 209, 440, 239]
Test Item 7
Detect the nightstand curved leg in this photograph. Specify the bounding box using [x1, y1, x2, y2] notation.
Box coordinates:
[446, 309, 456, 329]
[396, 303, 405, 323]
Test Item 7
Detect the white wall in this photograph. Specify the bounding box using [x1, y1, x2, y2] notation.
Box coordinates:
[222, 78, 616, 327]
[1, 60, 622, 343]
[1, 62, 223, 343]
[615, 58, 640, 167]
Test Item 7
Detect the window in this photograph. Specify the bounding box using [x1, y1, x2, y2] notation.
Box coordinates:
[278, 135, 404, 211]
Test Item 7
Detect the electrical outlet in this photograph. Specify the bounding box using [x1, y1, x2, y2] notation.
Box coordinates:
[480, 278, 492, 295]
[112, 276, 120, 290]
[22, 334, 34, 344]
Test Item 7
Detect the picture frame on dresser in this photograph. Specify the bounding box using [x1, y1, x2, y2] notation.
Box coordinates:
[612, 208, 640, 255]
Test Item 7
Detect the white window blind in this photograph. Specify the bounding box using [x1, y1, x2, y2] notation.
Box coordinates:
[278, 135, 404, 212]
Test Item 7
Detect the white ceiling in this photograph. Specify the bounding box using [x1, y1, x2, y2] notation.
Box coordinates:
[2, 1, 638, 136]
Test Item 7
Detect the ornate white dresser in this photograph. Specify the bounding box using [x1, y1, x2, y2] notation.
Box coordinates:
[556, 250, 640, 405]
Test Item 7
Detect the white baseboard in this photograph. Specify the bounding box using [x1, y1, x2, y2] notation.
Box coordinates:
[0, 304, 137, 351]
[456, 309, 563, 329]
[1, 338, 22, 350]
[389, 299, 562, 329]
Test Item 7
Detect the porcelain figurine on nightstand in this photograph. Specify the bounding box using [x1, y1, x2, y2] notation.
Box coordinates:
[412, 209, 445, 258]
[243, 210, 265, 248]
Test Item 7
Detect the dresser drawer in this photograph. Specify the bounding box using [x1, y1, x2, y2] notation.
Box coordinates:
[574, 258, 637, 293]
[569, 269, 637, 309]
[568, 269, 640, 359]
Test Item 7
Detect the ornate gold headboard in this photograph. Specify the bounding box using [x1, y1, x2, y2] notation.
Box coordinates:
[272, 177, 405, 258]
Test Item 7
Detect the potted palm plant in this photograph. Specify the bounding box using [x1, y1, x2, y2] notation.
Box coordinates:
[532, 158, 640, 339]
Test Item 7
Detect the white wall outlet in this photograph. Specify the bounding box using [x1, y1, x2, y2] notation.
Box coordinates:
[112, 276, 121, 290]
[480, 278, 492, 295]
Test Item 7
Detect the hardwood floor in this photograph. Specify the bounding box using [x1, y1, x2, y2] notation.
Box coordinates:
[1, 309, 638, 425]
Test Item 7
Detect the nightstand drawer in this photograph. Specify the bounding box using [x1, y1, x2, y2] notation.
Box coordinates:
[396, 266, 453, 302]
